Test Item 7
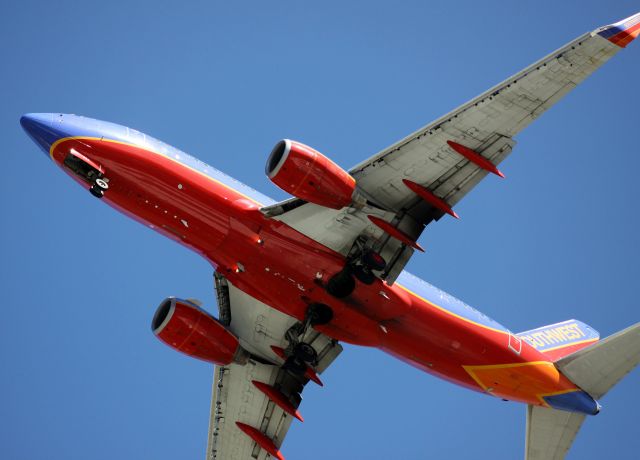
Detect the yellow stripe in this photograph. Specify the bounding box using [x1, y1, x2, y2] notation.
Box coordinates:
[462, 361, 577, 404]
[540, 338, 598, 353]
[463, 362, 553, 393]
[463, 366, 491, 392]
[396, 283, 509, 335]
[463, 360, 552, 372]
[49, 136, 264, 206]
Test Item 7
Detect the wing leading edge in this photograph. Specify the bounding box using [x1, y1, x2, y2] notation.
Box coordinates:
[268, 13, 638, 284]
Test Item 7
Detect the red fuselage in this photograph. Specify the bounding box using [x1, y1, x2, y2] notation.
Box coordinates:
[22, 113, 591, 412]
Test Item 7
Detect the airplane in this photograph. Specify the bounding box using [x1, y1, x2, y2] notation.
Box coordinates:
[20, 11, 640, 460]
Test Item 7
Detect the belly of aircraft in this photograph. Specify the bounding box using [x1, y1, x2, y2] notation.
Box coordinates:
[50, 135, 579, 409]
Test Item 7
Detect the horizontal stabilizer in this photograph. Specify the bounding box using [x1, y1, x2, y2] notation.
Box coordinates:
[525, 405, 586, 460]
[556, 322, 640, 399]
[517, 319, 599, 361]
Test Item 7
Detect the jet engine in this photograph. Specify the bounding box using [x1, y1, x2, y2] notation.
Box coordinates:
[266, 139, 356, 209]
[151, 297, 248, 365]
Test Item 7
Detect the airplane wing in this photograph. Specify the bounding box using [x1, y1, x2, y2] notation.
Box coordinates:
[264, 13, 639, 284]
[525, 405, 586, 460]
[205, 275, 342, 460]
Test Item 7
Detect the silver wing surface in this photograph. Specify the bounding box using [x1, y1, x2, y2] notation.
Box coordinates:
[206, 276, 342, 460]
[525, 322, 640, 459]
[263, 16, 633, 284]
[525, 405, 586, 460]
[556, 322, 640, 399]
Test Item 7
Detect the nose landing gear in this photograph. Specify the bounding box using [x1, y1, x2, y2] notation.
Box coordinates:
[62, 150, 110, 199]
[89, 178, 109, 199]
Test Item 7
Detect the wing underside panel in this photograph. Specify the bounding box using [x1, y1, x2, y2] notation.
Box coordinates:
[206, 279, 342, 460]
[266, 31, 623, 284]
[207, 361, 292, 460]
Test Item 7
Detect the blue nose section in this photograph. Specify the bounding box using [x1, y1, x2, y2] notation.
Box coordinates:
[20, 113, 67, 156]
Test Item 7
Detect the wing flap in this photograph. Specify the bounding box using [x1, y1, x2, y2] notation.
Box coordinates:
[264, 20, 630, 285]
[206, 278, 342, 460]
[351, 30, 622, 212]
[207, 361, 293, 460]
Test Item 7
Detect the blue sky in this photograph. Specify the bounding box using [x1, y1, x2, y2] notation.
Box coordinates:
[2, 1, 639, 459]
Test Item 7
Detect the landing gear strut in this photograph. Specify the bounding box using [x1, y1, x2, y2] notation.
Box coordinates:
[282, 303, 333, 376]
[306, 302, 333, 326]
[326, 249, 387, 296]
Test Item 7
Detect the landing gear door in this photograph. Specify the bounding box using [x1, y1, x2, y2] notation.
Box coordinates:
[63, 148, 104, 183]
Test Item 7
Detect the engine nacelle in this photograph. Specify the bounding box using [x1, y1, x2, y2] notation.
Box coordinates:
[151, 297, 247, 365]
[266, 139, 356, 209]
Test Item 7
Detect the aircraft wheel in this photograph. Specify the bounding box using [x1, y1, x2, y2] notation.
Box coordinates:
[95, 178, 109, 190]
[293, 342, 317, 364]
[307, 303, 333, 326]
[326, 269, 355, 298]
[362, 250, 386, 271]
[90, 184, 104, 198]
[90, 178, 109, 199]
[353, 266, 376, 285]
[283, 356, 307, 376]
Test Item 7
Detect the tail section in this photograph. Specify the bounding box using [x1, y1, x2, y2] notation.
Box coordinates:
[555, 322, 640, 399]
[525, 322, 640, 459]
[517, 319, 599, 361]
[525, 405, 586, 460]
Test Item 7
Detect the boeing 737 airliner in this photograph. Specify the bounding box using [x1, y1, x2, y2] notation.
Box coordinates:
[21, 12, 640, 460]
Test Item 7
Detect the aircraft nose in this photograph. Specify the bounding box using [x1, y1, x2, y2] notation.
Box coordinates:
[20, 113, 65, 156]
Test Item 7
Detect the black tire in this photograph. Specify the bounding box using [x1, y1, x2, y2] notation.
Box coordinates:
[362, 250, 386, 271]
[293, 343, 317, 363]
[89, 185, 104, 198]
[283, 356, 307, 376]
[95, 178, 109, 190]
[326, 269, 355, 298]
[307, 303, 333, 326]
[353, 266, 376, 285]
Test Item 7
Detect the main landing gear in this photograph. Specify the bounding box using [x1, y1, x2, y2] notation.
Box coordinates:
[326, 249, 387, 298]
[282, 303, 333, 377]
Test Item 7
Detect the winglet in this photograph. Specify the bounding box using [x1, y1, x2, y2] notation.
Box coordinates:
[597, 12, 640, 48]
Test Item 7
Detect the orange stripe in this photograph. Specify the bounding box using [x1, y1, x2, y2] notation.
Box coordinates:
[610, 22, 640, 48]
[49, 136, 264, 206]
